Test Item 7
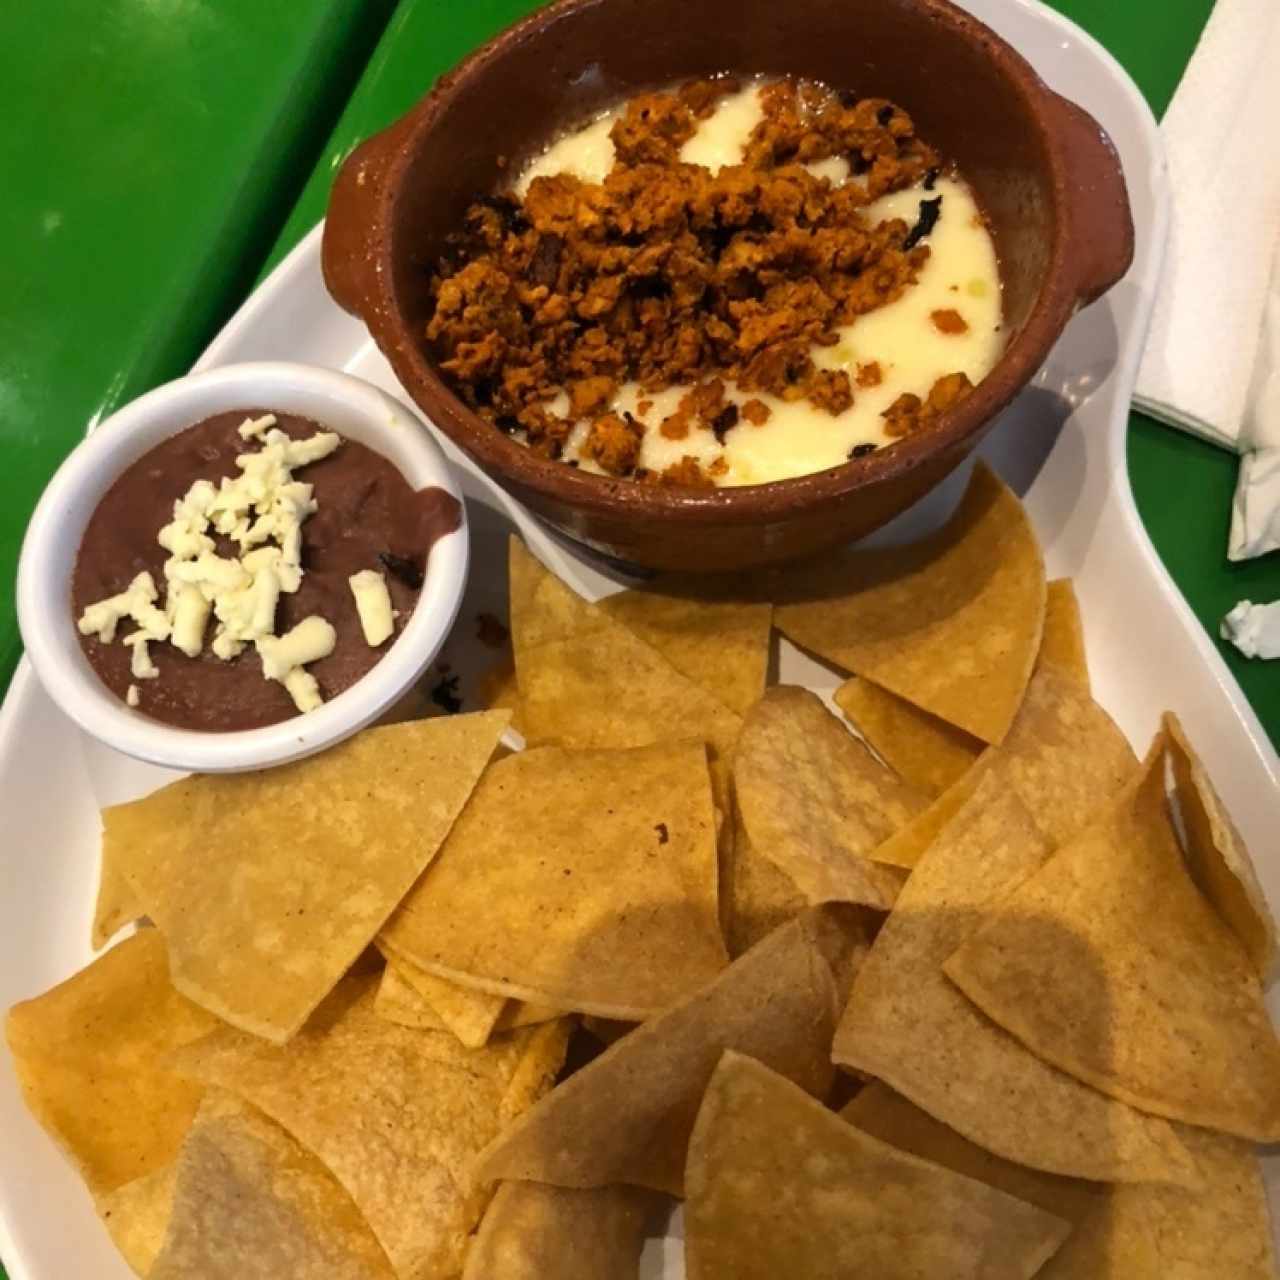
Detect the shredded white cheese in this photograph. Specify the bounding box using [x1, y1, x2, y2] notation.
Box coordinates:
[77, 414, 344, 715]
[348, 569, 395, 647]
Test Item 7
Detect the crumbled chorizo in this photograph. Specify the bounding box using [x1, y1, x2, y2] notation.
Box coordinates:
[424, 76, 966, 485]
[881, 372, 975, 437]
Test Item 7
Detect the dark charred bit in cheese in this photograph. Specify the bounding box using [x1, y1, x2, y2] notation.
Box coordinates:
[903, 196, 943, 250]
[378, 551, 425, 590]
[711, 403, 740, 444]
[849, 442, 877, 459]
[430, 673, 463, 714]
[923, 166, 940, 191]
[655, 822, 670, 844]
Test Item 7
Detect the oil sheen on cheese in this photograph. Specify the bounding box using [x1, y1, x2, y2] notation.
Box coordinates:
[514, 82, 1004, 485]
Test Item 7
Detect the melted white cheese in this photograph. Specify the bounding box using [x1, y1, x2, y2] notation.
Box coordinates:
[512, 85, 1004, 486]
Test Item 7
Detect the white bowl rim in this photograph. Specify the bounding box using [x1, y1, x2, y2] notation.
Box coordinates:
[15, 361, 469, 773]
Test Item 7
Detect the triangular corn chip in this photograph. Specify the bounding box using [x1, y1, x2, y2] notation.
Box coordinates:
[1165, 711, 1277, 982]
[150, 1092, 394, 1279]
[1040, 579, 1089, 687]
[509, 540, 741, 802]
[473, 908, 856, 1196]
[835, 768, 1195, 1184]
[945, 738, 1280, 1141]
[4, 930, 218, 1195]
[104, 713, 509, 1042]
[96, 1162, 179, 1277]
[93, 812, 144, 949]
[168, 975, 569, 1280]
[380, 741, 727, 1019]
[733, 687, 926, 908]
[599, 589, 771, 717]
[775, 462, 1046, 744]
[685, 1052, 1071, 1280]
[462, 1181, 657, 1280]
[835, 678, 982, 796]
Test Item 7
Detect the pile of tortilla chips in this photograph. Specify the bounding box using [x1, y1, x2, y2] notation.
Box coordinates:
[6, 461, 1278, 1279]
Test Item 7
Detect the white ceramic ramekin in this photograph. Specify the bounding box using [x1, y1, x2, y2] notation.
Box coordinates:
[16, 361, 468, 772]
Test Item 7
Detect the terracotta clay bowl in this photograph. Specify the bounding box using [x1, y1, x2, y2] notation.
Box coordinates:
[322, 0, 1132, 572]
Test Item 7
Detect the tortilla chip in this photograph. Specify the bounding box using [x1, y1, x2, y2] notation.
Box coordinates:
[835, 767, 1196, 1184]
[473, 908, 855, 1196]
[834, 678, 982, 796]
[685, 1052, 1071, 1280]
[149, 1092, 394, 1279]
[775, 462, 1046, 744]
[169, 975, 569, 1280]
[599, 589, 771, 717]
[1165, 711, 1278, 982]
[462, 1181, 657, 1280]
[843, 1087, 1276, 1279]
[733, 687, 926, 908]
[94, 812, 145, 949]
[374, 954, 560, 1041]
[1031, 1124, 1276, 1279]
[96, 1161, 179, 1277]
[380, 741, 727, 1019]
[103, 713, 509, 1043]
[723, 801, 807, 957]
[509, 540, 742, 801]
[866, 754, 989, 870]
[843, 1081, 1102, 1219]
[376, 940, 507, 1047]
[1040, 579, 1090, 687]
[4, 931, 219, 1196]
[1078, 1124, 1274, 1279]
[945, 738, 1280, 1141]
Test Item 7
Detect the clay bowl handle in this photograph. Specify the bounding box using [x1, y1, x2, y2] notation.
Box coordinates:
[1048, 91, 1135, 309]
[322, 110, 423, 322]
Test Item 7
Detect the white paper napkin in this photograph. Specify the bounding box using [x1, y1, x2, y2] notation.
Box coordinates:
[1131, 0, 1280, 561]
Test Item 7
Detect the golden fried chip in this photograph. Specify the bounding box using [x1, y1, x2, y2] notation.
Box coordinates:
[733, 687, 926, 908]
[103, 713, 509, 1043]
[374, 953, 559, 1040]
[599, 589, 771, 717]
[4, 931, 219, 1196]
[685, 1052, 1071, 1280]
[94, 811, 144, 949]
[1040, 579, 1090, 686]
[150, 1092, 394, 1279]
[723, 801, 806, 957]
[842, 1082, 1104, 1237]
[866, 754, 989, 870]
[775, 462, 1046, 744]
[509, 540, 742, 801]
[835, 768, 1195, 1184]
[96, 1162, 179, 1277]
[473, 908, 854, 1196]
[381, 741, 727, 1019]
[844, 1087, 1276, 1278]
[462, 1181, 657, 1280]
[834, 678, 982, 796]
[1037, 1125, 1276, 1279]
[169, 975, 569, 1280]
[376, 940, 506, 1047]
[945, 739, 1280, 1141]
[1165, 711, 1277, 982]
